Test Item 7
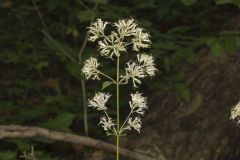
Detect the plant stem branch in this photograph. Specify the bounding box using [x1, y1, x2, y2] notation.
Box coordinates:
[75, 0, 94, 14]
[119, 109, 134, 133]
[116, 56, 120, 160]
[103, 110, 117, 134]
[99, 72, 117, 83]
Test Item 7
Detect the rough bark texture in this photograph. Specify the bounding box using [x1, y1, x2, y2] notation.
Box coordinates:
[122, 52, 240, 160]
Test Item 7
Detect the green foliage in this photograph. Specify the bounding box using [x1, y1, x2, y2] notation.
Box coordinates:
[208, 38, 224, 57]
[0, 151, 16, 160]
[41, 112, 75, 132]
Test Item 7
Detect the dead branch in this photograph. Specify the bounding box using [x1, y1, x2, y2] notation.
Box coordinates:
[0, 125, 156, 160]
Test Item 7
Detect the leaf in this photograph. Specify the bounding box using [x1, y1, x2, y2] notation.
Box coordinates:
[208, 38, 224, 58]
[224, 36, 237, 55]
[211, 42, 223, 57]
[176, 84, 191, 103]
[34, 61, 50, 71]
[41, 113, 75, 132]
[0, 151, 16, 160]
[15, 107, 47, 123]
[101, 81, 113, 90]
[181, 0, 197, 6]
[7, 139, 30, 151]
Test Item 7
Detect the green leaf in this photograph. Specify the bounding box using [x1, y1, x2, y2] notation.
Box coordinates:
[41, 113, 75, 132]
[181, 0, 197, 6]
[208, 38, 224, 58]
[102, 81, 113, 90]
[34, 61, 50, 71]
[0, 151, 16, 160]
[176, 84, 191, 103]
[224, 36, 237, 55]
[15, 107, 47, 123]
[7, 139, 30, 151]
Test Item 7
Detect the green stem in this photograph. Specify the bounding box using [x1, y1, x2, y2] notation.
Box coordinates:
[117, 135, 119, 160]
[99, 72, 117, 83]
[119, 109, 133, 133]
[116, 56, 120, 160]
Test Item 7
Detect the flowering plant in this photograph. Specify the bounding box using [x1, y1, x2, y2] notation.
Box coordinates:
[82, 18, 157, 160]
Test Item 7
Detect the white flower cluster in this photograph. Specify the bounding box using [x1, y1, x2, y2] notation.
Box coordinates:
[129, 92, 148, 115]
[125, 117, 141, 133]
[98, 31, 126, 59]
[82, 57, 100, 80]
[84, 18, 157, 135]
[99, 116, 115, 131]
[88, 19, 108, 42]
[88, 18, 151, 59]
[124, 53, 157, 88]
[83, 19, 157, 87]
[122, 92, 148, 133]
[88, 92, 111, 110]
[231, 101, 240, 124]
[88, 92, 116, 131]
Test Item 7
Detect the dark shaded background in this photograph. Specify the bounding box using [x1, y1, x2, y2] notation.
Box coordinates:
[1, 0, 240, 159]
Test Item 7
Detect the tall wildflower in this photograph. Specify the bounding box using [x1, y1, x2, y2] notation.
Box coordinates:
[82, 18, 157, 160]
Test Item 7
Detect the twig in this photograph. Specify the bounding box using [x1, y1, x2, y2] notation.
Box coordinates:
[31, 0, 49, 34]
[75, 0, 94, 14]
[0, 125, 156, 160]
[77, 3, 97, 136]
[42, 30, 77, 62]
